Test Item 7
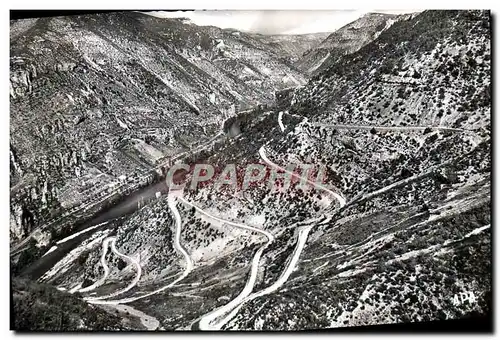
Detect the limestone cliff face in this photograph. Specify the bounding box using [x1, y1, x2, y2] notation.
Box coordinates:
[296, 12, 415, 74]
[9, 12, 309, 245]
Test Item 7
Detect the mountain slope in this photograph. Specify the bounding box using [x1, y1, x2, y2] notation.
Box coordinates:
[249, 32, 331, 63]
[295, 12, 415, 74]
[9, 12, 307, 249]
[233, 9, 490, 329]
[291, 10, 490, 130]
[12, 277, 136, 330]
[112, 9, 490, 329]
[10, 10, 491, 331]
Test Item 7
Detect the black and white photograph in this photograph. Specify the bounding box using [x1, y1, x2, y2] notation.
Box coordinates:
[9, 8, 492, 332]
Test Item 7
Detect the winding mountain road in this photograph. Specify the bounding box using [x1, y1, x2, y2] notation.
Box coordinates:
[193, 140, 346, 330]
[259, 145, 346, 208]
[42, 222, 110, 258]
[311, 123, 466, 132]
[78, 237, 113, 293]
[280, 111, 468, 133]
[88, 191, 194, 305]
[278, 111, 286, 132]
[212, 224, 314, 329]
[178, 198, 273, 330]
[85, 237, 142, 301]
[178, 197, 274, 242]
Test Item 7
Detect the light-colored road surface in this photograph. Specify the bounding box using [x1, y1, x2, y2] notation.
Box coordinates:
[86, 237, 142, 301]
[213, 224, 314, 329]
[258, 145, 346, 208]
[281, 111, 467, 133]
[168, 192, 195, 274]
[278, 111, 286, 132]
[178, 198, 273, 330]
[197, 238, 272, 330]
[42, 222, 109, 258]
[311, 123, 466, 132]
[56, 222, 109, 246]
[195, 143, 346, 330]
[61, 108, 477, 327]
[88, 191, 194, 305]
[78, 237, 113, 293]
[282, 111, 309, 123]
[40, 233, 110, 283]
[179, 197, 274, 242]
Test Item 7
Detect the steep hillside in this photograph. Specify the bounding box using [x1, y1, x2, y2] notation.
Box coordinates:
[230, 9, 490, 329]
[291, 10, 490, 130]
[9, 11, 307, 249]
[296, 12, 414, 74]
[11, 277, 136, 330]
[10, 10, 491, 331]
[250, 32, 331, 63]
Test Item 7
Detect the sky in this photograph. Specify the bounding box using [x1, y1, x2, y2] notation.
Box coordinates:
[146, 10, 418, 35]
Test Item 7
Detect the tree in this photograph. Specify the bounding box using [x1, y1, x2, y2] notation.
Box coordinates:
[77, 251, 89, 266]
